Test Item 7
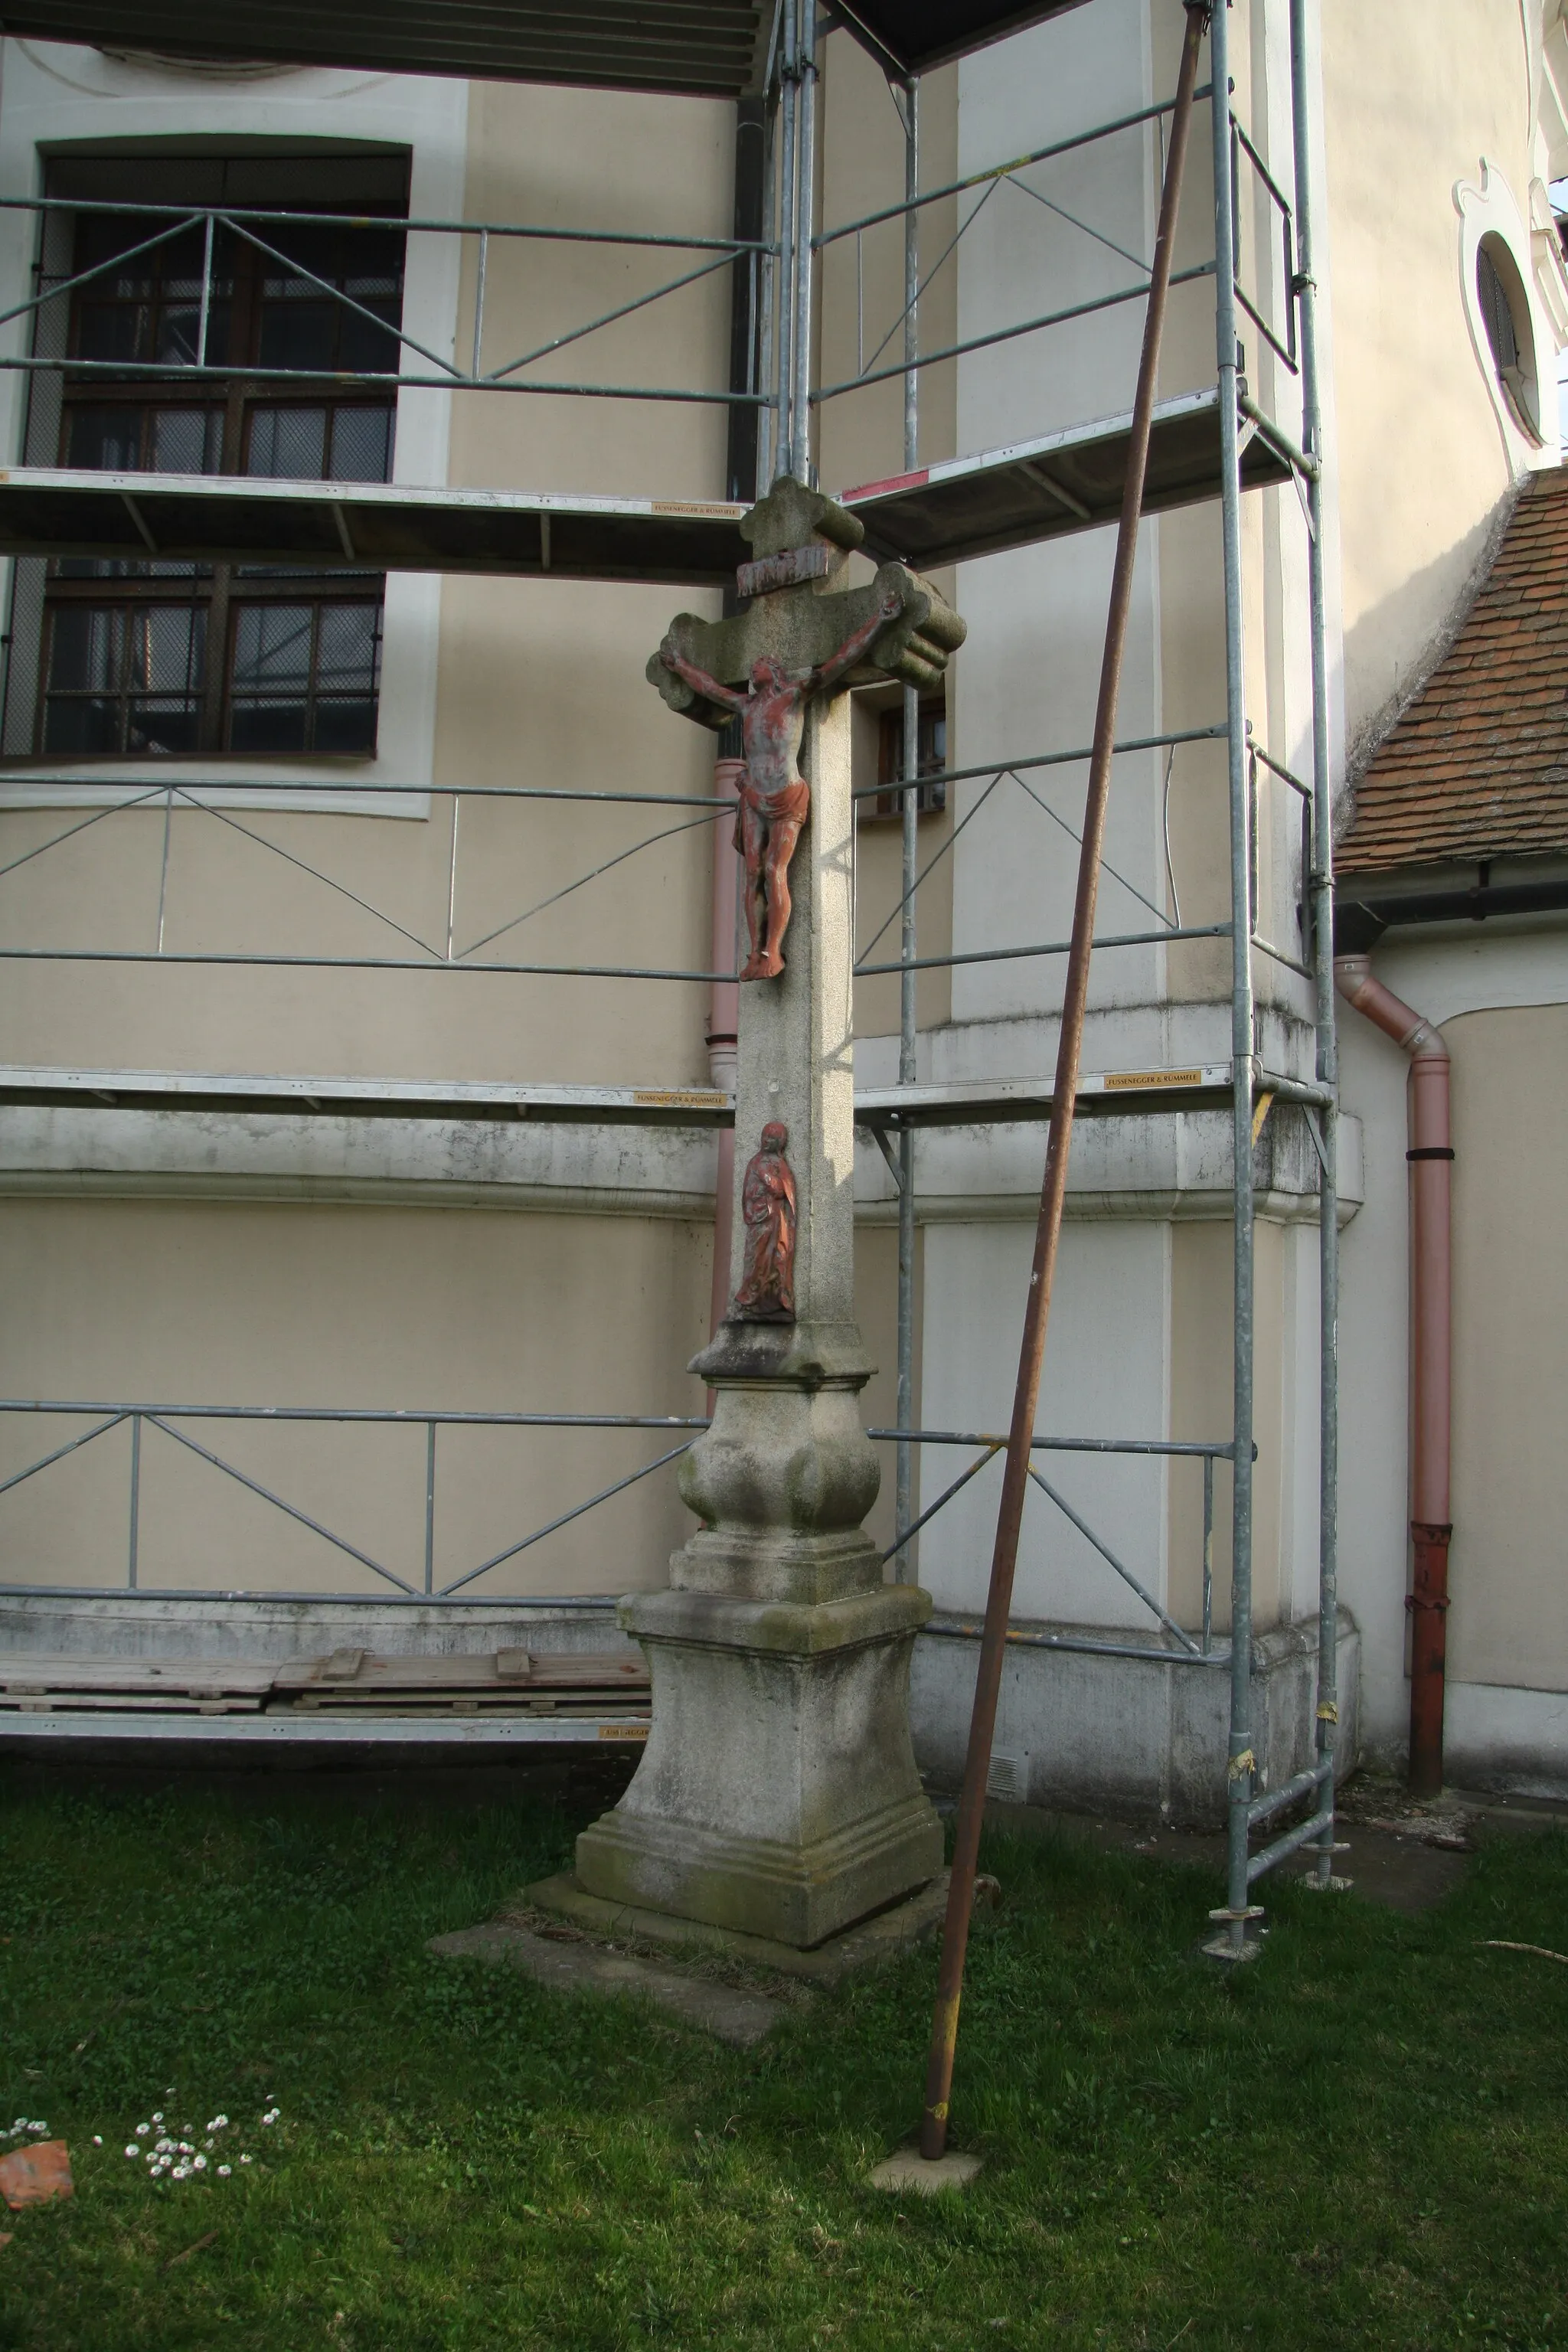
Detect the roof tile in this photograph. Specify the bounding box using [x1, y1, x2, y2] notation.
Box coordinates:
[1342, 467, 1568, 873]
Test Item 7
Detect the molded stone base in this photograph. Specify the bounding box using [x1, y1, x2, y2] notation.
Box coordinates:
[529, 1865, 953, 1984]
[576, 1579, 942, 1948]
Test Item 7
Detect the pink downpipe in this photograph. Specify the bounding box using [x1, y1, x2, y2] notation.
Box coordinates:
[707, 760, 743, 1387]
[1334, 954, 1452, 1795]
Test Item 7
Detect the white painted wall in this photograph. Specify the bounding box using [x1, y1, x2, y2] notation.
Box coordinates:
[950, 0, 1165, 1031]
[919, 1217, 1170, 1629]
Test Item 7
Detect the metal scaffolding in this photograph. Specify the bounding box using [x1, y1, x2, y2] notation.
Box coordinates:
[0, 0, 1340, 1939]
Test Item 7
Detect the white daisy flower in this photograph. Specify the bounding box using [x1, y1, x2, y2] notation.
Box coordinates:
[240, 2154, 253, 2166]
[136, 2122, 150, 2137]
[124, 2145, 139, 2158]
[29, 2122, 47, 2135]
[192, 2155, 207, 2171]
[213, 2114, 228, 2128]
[172, 2163, 190, 2180]
[92, 2135, 103, 2148]
[217, 2164, 231, 2177]
[152, 2112, 163, 2125]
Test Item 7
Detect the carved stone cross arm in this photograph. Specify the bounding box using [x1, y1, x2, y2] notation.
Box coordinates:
[649, 558, 963, 730]
[646, 476, 965, 728]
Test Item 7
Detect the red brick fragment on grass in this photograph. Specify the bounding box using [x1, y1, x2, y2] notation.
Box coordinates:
[0, 2141, 74, 2209]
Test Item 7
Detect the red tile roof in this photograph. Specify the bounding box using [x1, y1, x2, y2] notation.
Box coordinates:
[1339, 466, 1568, 875]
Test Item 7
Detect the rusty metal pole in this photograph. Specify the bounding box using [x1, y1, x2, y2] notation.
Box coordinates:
[918, 0, 1210, 2164]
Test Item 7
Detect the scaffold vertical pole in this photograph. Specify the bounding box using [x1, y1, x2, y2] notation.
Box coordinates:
[1210, 0, 1260, 1961]
[1290, 0, 1341, 1886]
[776, 0, 799, 480]
[896, 71, 920, 1577]
[791, 0, 818, 482]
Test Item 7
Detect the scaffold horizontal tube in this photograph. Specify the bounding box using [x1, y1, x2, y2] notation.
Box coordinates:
[0, 190, 772, 253]
[1237, 393, 1319, 480]
[850, 723, 1227, 802]
[868, 1426, 1233, 1458]
[1246, 1756, 1333, 1830]
[857, 922, 1230, 978]
[0, 950, 729, 982]
[0, 779, 730, 807]
[815, 262, 1217, 404]
[815, 87, 1214, 247]
[924, 1616, 1230, 1668]
[0, 1402, 710, 1428]
[1246, 1804, 1335, 1884]
[0, 354, 771, 407]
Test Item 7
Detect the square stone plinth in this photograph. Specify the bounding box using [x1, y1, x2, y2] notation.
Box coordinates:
[573, 1583, 942, 1949]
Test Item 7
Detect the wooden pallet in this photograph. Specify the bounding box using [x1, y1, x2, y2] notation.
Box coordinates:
[0, 1655, 274, 1713]
[0, 1649, 651, 1720]
[270, 1648, 649, 1713]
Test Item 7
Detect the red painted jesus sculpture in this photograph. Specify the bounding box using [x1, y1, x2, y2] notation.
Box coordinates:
[731, 1121, 798, 1321]
[658, 585, 903, 981]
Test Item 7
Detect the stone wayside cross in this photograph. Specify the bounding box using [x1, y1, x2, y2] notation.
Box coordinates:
[573, 480, 966, 1951]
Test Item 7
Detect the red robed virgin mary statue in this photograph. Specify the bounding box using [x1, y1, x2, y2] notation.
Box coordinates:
[731, 1121, 797, 1321]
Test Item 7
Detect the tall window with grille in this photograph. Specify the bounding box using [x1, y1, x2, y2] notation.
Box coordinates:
[2, 152, 409, 760]
[867, 697, 948, 821]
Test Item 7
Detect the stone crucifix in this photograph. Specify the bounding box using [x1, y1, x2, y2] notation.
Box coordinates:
[570, 479, 965, 1954]
[658, 584, 903, 979]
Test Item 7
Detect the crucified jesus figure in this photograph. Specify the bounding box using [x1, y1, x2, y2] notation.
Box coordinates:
[659, 585, 904, 981]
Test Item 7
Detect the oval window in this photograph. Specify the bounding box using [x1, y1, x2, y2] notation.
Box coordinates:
[1476, 233, 1542, 441]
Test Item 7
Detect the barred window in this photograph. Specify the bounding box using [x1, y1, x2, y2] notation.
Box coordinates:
[1475, 235, 1542, 443]
[3, 152, 408, 761]
[867, 698, 948, 822]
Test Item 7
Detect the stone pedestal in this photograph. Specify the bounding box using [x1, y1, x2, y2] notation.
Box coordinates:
[577, 672, 942, 1946]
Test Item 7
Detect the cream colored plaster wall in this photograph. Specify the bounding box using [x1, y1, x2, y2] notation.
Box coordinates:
[1321, 0, 1540, 749]
[1445, 1002, 1568, 1691]
[0, 71, 736, 1090]
[1168, 1213, 1290, 1636]
[0, 1196, 713, 1596]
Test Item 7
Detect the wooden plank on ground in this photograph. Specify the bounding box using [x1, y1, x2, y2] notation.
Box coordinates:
[0, 1655, 276, 1696]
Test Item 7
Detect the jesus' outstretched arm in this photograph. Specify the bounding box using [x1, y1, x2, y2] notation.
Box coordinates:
[658, 636, 747, 716]
[810, 585, 905, 697]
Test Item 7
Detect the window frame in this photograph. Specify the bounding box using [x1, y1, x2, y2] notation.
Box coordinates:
[0, 62, 469, 819]
[866, 696, 949, 823]
[21, 197, 402, 767]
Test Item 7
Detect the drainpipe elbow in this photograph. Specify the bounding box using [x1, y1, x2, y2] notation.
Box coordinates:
[1334, 953, 1449, 1063]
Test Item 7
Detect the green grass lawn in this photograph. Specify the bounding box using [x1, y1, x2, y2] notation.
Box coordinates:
[1, 1767, 1565, 2351]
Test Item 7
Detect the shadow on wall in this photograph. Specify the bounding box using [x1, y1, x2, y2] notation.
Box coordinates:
[1341, 479, 1521, 785]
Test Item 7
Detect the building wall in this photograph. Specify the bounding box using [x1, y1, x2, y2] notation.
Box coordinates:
[1321, 0, 1566, 758]
[0, 11, 1560, 1805]
[1337, 925, 1568, 1775]
[0, 42, 738, 1604]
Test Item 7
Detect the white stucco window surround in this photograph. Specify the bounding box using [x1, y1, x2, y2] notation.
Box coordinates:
[1455, 159, 1560, 465]
[0, 38, 469, 818]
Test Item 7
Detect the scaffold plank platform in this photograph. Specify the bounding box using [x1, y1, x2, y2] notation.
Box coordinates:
[0, 394, 1288, 584]
[0, 1062, 1243, 1128]
[0, 1067, 737, 1127]
[840, 390, 1293, 571]
[0, 471, 750, 588]
[0, 1, 1086, 96]
[853, 1064, 1235, 1129]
